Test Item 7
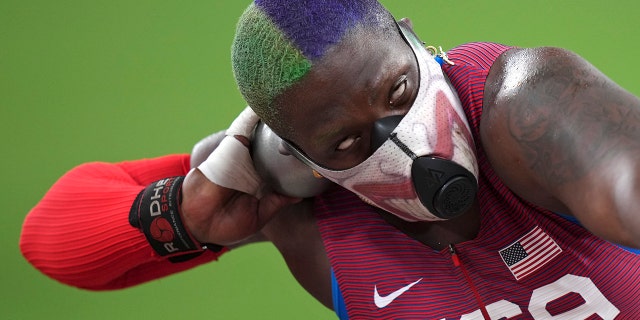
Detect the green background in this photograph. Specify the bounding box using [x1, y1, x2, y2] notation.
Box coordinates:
[2, 1, 638, 319]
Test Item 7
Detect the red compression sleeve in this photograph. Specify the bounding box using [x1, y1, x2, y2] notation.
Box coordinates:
[19, 154, 226, 290]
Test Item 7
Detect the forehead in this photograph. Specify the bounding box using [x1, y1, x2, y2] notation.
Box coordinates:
[274, 26, 410, 139]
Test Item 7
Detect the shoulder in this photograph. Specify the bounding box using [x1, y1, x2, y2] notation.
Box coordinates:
[481, 46, 640, 246]
[479, 46, 588, 208]
[479, 45, 638, 212]
[481, 46, 606, 141]
[483, 46, 590, 107]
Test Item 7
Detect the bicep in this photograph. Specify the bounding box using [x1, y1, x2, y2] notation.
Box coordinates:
[482, 47, 640, 246]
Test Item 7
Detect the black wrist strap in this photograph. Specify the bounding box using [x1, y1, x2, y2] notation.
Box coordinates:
[129, 176, 224, 262]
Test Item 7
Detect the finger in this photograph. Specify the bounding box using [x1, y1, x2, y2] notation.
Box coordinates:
[226, 106, 260, 139]
[233, 134, 250, 147]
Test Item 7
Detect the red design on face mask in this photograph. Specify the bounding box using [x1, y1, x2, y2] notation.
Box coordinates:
[433, 90, 474, 159]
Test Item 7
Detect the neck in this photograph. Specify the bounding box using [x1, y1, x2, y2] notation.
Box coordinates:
[377, 202, 481, 251]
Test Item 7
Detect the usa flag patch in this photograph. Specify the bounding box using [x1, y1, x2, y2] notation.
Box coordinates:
[499, 226, 563, 281]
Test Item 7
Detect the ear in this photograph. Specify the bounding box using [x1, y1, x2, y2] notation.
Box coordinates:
[398, 17, 414, 31]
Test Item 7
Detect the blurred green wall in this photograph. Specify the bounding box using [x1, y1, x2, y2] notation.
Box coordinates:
[2, 1, 638, 319]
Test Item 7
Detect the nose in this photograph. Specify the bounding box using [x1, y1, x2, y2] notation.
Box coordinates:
[371, 115, 403, 152]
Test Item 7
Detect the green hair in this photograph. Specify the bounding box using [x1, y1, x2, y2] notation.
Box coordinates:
[231, 0, 395, 135]
[231, 3, 311, 132]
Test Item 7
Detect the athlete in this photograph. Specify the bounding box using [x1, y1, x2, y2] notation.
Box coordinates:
[20, 0, 640, 319]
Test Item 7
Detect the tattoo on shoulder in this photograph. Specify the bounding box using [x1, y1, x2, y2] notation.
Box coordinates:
[505, 58, 640, 186]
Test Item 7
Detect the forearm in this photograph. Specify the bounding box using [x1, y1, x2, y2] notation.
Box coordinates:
[19, 154, 225, 290]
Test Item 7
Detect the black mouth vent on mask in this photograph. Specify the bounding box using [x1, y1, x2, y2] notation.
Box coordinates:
[412, 156, 477, 219]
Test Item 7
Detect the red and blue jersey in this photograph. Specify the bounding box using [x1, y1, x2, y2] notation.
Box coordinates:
[318, 42, 640, 319]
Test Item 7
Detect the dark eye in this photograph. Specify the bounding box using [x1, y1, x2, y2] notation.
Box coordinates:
[389, 75, 408, 107]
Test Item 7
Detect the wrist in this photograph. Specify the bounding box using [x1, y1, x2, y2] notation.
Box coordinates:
[181, 170, 226, 251]
[180, 199, 225, 253]
[129, 176, 224, 262]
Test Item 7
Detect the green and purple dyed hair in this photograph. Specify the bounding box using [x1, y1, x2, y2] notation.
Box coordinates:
[231, 0, 395, 135]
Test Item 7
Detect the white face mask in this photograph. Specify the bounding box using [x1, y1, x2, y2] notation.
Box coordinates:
[283, 22, 479, 221]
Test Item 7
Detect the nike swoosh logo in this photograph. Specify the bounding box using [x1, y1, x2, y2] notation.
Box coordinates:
[374, 278, 423, 308]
